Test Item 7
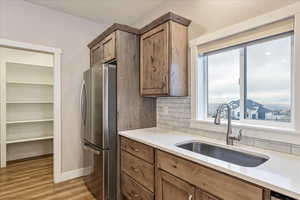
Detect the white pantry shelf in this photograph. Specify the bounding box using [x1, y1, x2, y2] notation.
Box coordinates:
[6, 81, 53, 86]
[6, 62, 53, 69]
[6, 101, 53, 104]
[6, 136, 54, 144]
[6, 119, 53, 124]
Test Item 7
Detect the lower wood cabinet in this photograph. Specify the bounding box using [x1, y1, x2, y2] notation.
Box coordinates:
[156, 169, 195, 200]
[120, 137, 155, 200]
[120, 137, 273, 200]
[156, 150, 263, 200]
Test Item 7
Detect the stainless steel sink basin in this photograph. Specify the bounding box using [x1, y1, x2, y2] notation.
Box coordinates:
[177, 142, 269, 167]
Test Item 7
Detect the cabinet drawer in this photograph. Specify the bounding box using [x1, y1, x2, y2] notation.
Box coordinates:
[102, 32, 116, 62]
[121, 151, 154, 192]
[156, 150, 263, 200]
[121, 137, 154, 164]
[121, 172, 154, 200]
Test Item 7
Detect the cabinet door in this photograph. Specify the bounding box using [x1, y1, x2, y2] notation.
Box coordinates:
[140, 22, 169, 96]
[195, 189, 221, 200]
[156, 169, 195, 200]
[91, 43, 103, 66]
[102, 32, 116, 63]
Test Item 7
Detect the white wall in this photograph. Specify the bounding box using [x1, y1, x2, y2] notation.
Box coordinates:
[0, 0, 108, 172]
[132, 0, 298, 40]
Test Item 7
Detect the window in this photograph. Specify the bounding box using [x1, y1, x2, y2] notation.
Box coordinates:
[207, 48, 240, 119]
[246, 35, 292, 123]
[199, 33, 293, 126]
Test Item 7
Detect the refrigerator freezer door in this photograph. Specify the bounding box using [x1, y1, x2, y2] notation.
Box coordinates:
[82, 65, 116, 149]
[83, 66, 107, 149]
[90, 66, 105, 148]
[83, 143, 110, 200]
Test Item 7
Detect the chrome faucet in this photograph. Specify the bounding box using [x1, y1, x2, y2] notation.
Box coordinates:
[214, 103, 242, 145]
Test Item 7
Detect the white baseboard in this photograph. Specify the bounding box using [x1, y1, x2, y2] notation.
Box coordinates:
[54, 167, 89, 183]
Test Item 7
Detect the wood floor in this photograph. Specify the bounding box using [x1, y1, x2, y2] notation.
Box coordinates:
[0, 156, 96, 200]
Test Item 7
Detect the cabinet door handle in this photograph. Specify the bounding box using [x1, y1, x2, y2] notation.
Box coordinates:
[188, 194, 193, 200]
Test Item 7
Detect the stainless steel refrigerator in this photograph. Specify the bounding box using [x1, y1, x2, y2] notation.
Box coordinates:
[80, 64, 117, 200]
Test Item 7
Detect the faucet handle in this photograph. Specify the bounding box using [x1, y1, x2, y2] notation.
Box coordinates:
[230, 129, 242, 141]
[236, 129, 242, 141]
[214, 107, 222, 125]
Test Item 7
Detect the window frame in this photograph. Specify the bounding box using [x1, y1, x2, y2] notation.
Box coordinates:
[198, 32, 294, 129]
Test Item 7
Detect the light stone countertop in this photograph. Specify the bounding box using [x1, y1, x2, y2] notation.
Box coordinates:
[119, 127, 300, 199]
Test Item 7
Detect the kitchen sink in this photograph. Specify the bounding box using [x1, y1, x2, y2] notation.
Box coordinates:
[177, 142, 269, 167]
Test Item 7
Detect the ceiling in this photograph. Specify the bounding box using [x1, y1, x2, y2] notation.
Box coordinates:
[25, 0, 168, 25]
[26, 0, 299, 28]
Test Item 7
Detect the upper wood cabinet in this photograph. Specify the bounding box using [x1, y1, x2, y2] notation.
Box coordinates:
[88, 24, 156, 131]
[102, 32, 116, 63]
[89, 32, 116, 65]
[140, 23, 169, 96]
[90, 43, 103, 66]
[156, 169, 195, 200]
[140, 13, 191, 97]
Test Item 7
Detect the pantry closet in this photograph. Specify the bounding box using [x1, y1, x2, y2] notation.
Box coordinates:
[0, 47, 54, 167]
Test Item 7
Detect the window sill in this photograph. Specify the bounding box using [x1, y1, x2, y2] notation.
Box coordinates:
[190, 119, 300, 145]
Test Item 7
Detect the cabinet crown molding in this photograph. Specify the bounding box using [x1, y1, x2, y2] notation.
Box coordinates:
[140, 12, 192, 35]
[88, 23, 140, 48]
[88, 12, 192, 48]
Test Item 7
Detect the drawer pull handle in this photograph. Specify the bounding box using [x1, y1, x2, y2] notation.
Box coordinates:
[133, 193, 139, 198]
[188, 194, 193, 200]
[130, 146, 139, 152]
[131, 166, 139, 172]
[130, 191, 139, 199]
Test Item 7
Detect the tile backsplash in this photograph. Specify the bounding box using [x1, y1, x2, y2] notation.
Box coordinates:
[157, 97, 299, 156]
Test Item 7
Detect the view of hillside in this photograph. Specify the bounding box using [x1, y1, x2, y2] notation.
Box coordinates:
[208, 99, 290, 122]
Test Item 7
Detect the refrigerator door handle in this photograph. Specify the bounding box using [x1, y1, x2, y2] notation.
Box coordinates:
[83, 144, 100, 155]
[103, 65, 109, 148]
[80, 80, 87, 126]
